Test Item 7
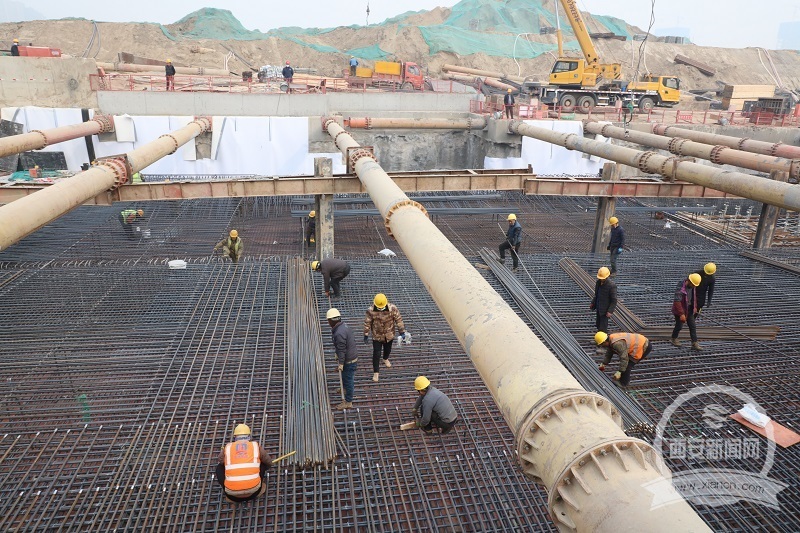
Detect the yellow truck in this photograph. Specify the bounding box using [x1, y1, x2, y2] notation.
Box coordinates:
[346, 61, 427, 91]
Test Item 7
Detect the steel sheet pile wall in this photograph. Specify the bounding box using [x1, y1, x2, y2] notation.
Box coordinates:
[282, 257, 337, 468]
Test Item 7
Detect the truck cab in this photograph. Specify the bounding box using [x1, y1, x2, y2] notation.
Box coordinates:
[628, 75, 681, 106]
[401, 62, 424, 90]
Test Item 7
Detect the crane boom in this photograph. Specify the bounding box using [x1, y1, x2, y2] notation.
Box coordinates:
[559, 0, 598, 67]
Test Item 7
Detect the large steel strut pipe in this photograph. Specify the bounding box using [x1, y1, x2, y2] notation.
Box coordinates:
[511, 121, 800, 212]
[97, 62, 231, 77]
[344, 117, 487, 130]
[323, 118, 709, 532]
[586, 121, 800, 180]
[0, 115, 114, 159]
[442, 64, 525, 83]
[652, 123, 800, 160]
[0, 117, 211, 251]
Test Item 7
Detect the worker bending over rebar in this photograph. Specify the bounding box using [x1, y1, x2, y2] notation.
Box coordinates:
[214, 230, 243, 263]
[412, 376, 458, 434]
[595, 331, 652, 387]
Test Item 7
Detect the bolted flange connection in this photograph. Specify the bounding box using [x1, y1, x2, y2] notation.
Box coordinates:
[92, 114, 115, 133]
[383, 199, 428, 238]
[98, 156, 133, 189]
[29, 130, 49, 148]
[158, 134, 179, 155]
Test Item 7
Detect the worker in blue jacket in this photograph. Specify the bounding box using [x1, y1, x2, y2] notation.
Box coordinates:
[499, 213, 522, 271]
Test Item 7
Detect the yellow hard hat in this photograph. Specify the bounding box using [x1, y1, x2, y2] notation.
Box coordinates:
[326, 308, 341, 320]
[688, 273, 701, 287]
[414, 376, 430, 391]
[609, 216, 619, 225]
[309, 210, 316, 218]
[594, 331, 609, 345]
[233, 423, 250, 436]
[704, 262, 716, 275]
[166, 59, 172, 63]
[597, 266, 610, 280]
[13, 39, 19, 43]
[507, 213, 517, 221]
[373, 293, 388, 309]
[311, 260, 320, 271]
[137, 209, 144, 217]
[229, 229, 238, 238]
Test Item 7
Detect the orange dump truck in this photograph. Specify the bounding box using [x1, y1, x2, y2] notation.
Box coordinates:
[346, 61, 426, 90]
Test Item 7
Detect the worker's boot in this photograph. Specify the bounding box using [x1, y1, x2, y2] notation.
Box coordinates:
[691, 341, 703, 351]
[669, 337, 682, 347]
[335, 401, 352, 410]
[372, 372, 379, 382]
[384, 359, 392, 368]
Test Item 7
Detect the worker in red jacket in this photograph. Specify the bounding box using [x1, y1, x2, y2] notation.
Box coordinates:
[671, 273, 702, 350]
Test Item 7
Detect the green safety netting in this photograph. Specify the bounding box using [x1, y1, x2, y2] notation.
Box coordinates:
[593, 15, 632, 38]
[346, 44, 390, 60]
[172, 8, 268, 40]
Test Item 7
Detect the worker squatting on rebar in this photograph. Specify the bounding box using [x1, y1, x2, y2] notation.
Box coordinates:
[215, 424, 273, 503]
[591, 266, 618, 334]
[608, 216, 625, 275]
[214, 230, 243, 263]
[304, 210, 316, 248]
[363, 293, 407, 382]
[327, 308, 357, 410]
[671, 273, 704, 350]
[498, 213, 522, 271]
[118, 208, 144, 240]
[412, 376, 459, 434]
[311, 258, 350, 298]
[594, 331, 652, 387]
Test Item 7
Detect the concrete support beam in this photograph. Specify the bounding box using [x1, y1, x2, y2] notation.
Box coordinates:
[314, 157, 334, 259]
[753, 171, 790, 249]
[591, 162, 619, 253]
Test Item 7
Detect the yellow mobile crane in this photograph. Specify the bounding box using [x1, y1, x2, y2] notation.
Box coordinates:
[540, 0, 681, 113]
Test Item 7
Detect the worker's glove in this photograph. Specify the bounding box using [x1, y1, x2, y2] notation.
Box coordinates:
[605, 312, 612, 318]
[599, 364, 606, 371]
[412, 408, 420, 418]
[363, 335, 369, 345]
[617, 247, 623, 254]
[325, 291, 330, 297]
[337, 364, 343, 372]
[613, 371, 622, 381]
[679, 314, 687, 323]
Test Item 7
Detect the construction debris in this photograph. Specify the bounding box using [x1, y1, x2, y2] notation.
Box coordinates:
[674, 54, 716, 76]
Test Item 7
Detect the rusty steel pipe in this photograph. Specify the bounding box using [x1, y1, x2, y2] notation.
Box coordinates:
[0, 117, 211, 252]
[651, 123, 800, 160]
[586, 121, 800, 180]
[442, 64, 525, 83]
[0, 115, 114, 159]
[344, 117, 486, 130]
[323, 117, 709, 532]
[97, 62, 231, 77]
[511, 120, 800, 212]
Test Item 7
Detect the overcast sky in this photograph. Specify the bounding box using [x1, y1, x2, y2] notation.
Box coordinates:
[10, 0, 800, 49]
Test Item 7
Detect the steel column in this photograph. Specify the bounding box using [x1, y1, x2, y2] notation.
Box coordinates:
[314, 157, 334, 259]
[753, 171, 790, 249]
[591, 162, 618, 253]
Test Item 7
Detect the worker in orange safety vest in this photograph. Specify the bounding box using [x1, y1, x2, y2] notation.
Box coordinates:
[594, 331, 652, 387]
[215, 424, 273, 503]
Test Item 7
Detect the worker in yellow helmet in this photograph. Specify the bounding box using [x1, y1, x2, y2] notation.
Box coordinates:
[304, 210, 316, 248]
[165, 59, 176, 91]
[691, 262, 717, 315]
[327, 308, 357, 410]
[412, 376, 458, 434]
[607, 216, 625, 276]
[594, 331, 652, 387]
[499, 213, 522, 272]
[11, 38, 20, 56]
[363, 293, 407, 382]
[118, 208, 145, 239]
[311, 258, 350, 298]
[590, 266, 617, 333]
[671, 273, 703, 350]
[504, 88, 515, 119]
[214, 229, 243, 263]
[215, 423, 273, 503]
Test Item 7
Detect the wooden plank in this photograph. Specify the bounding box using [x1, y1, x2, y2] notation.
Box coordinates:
[674, 54, 716, 76]
[730, 413, 800, 448]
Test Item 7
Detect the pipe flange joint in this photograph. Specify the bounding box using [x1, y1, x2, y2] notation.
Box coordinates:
[92, 115, 114, 133]
[770, 142, 784, 157]
[384, 199, 428, 238]
[102, 157, 130, 189]
[30, 129, 49, 148]
[158, 134, 179, 155]
[709, 145, 727, 165]
[193, 116, 213, 132]
[322, 117, 336, 131]
[548, 437, 660, 530]
[333, 130, 348, 150]
[348, 148, 374, 170]
[364, 117, 372, 130]
[667, 137, 687, 155]
[516, 390, 622, 483]
[508, 119, 522, 135]
[737, 137, 750, 150]
[466, 116, 473, 130]
[599, 124, 613, 137]
[563, 133, 578, 151]
[660, 156, 681, 179]
[653, 124, 671, 136]
[635, 151, 656, 173]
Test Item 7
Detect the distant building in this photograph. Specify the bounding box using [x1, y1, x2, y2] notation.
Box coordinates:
[777, 21, 800, 50]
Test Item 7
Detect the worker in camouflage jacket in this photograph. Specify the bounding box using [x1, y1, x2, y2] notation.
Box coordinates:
[363, 293, 406, 383]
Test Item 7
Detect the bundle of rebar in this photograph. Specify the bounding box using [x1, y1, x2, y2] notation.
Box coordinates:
[283, 257, 337, 468]
[479, 248, 655, 435]
[740, 250, 800, 276]
[559, 257, 779, 341]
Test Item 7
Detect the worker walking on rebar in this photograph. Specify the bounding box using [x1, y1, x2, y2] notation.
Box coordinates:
[591, 267, 617, 333]
[215, 423, 273, 503]
[327, 308, 357, 410]
[214, 230, 243, 263]
[363, 293, 407, 383]
[311, 258, 350, 298]
[412, 376, 458, 434]
[165, 59, 176, 91]
[692, 262, 716, 315]
[118, 208, 144, 240]
[504, 88, 515, 119]
[304, 210, 316, 249]
[499, 213, 522, 271]
[595, 331, 652, 387]
[608, 216, 625, 276]
[671, 273, 703, 350]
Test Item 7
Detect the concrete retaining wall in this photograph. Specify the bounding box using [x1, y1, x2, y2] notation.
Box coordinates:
[0, 57, 97, 108]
